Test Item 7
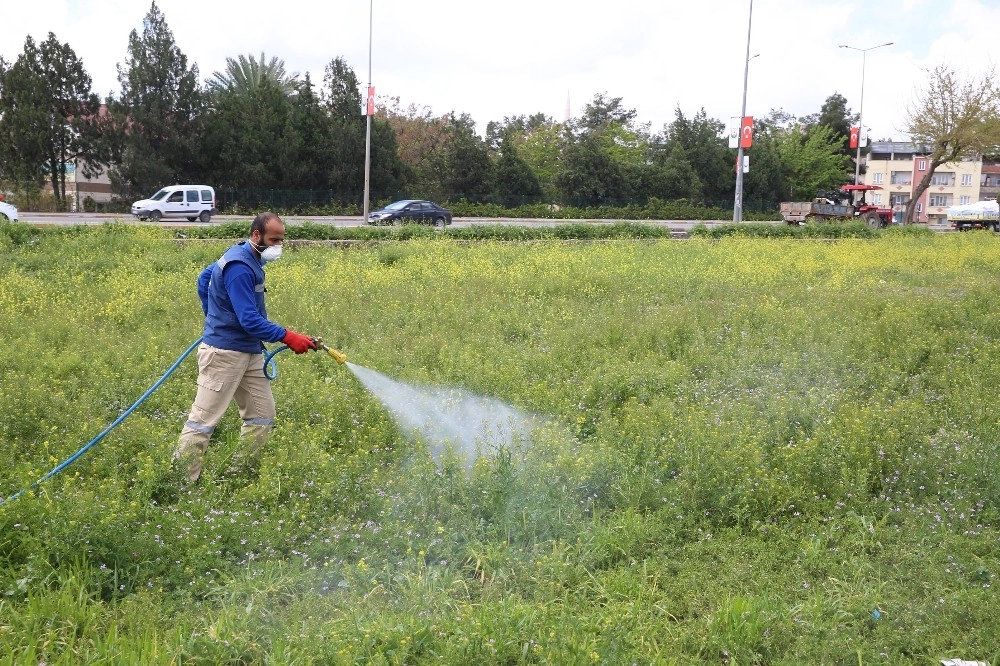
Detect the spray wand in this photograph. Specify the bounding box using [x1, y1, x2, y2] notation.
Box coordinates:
[311, 337, 347, 365]
[264, 336, 346, 380]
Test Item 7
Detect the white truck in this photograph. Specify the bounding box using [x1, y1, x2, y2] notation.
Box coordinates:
[946, 200, 999, 231]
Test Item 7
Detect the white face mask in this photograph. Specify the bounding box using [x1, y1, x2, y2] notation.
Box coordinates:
[250, 239, 283, 263]
[260, 244, 282, 263]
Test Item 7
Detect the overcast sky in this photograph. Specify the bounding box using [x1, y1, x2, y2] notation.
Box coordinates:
[3, 0, 997, 141]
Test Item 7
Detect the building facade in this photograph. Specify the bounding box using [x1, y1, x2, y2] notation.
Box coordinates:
[865, 141, 985, 223]
[981, 162, 1000, 203]
[38, 104, 115, 211]
[40, 161, 115, 211]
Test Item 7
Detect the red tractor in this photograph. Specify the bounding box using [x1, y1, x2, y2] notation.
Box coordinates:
[780, 184, 893, 228]
[842, 184, 893, 228]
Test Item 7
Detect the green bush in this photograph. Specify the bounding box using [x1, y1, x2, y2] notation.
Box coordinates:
[177, 221, 680, 243]
[690, 220, 880, 239]
[423, 197, 781, 222]
[0, 220, 43, 247]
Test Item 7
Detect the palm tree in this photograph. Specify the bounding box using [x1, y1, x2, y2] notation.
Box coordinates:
[207, 52, 298, 95]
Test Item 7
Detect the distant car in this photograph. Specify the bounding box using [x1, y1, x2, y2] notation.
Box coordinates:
[0, 199, 18, 222]
[368, 199, 452, 226]
[131, 185, 216, 223]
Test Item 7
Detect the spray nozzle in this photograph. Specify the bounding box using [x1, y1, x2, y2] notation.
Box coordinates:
[311, 337, 347, 365]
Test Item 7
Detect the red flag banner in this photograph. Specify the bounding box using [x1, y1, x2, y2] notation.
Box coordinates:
[367, 86, 376, 116]
[740, 116, 754, 148]
[849, 126, 859, 149]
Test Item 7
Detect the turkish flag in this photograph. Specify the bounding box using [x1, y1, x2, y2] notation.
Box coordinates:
[849, 126, 859, 149]
[740, 116, 753, 148]
[366, 86, 376, 116]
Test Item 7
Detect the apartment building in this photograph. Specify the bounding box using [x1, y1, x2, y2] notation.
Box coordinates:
[43, 161, 115, 211]
[39, 104, 115, 211]
[865, 141, 983, 223]
[981, 162, 1000, 203]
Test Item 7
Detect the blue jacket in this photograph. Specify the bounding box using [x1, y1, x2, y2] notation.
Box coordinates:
[199, 242, 286, 353]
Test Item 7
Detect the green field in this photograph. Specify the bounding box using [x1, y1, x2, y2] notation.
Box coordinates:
[2, 222, 1000, 664]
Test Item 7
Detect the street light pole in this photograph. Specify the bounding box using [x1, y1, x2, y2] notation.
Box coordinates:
[733, 0, 753, 223]
[839, 41, 892, 185]
[363, 0, 373, 223]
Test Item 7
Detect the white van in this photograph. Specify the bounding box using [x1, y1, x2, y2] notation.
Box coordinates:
[131, 185, 217, 223]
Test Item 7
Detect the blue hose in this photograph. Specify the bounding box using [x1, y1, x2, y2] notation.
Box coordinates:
[263, 344, 290, 380]
[1, 337, 205, 505]
[0, 337, 298, 506]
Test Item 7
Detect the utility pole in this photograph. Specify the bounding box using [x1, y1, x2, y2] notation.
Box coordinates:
[363, 0, 374, 224]
[733, 0, 753, 223]
[839, 42, 893, 185]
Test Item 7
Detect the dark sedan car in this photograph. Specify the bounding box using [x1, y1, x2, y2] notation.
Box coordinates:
[367, 199, 453, 226]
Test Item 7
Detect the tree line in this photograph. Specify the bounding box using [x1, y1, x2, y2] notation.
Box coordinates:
[2, 2, 993, 217]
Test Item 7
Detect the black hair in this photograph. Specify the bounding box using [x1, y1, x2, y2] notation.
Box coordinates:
[251, 211, 282, 237]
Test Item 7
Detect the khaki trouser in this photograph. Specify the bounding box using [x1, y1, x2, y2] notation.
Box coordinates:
[174, 343, 276, 481]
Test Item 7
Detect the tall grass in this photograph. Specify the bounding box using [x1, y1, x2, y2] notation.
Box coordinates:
[2, 222, 1000, 663]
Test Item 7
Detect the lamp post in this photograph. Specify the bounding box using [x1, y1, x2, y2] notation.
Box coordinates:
[362, 0, 373, 223]
[839, 41, 892, 185]
[733, 0, 753, 223]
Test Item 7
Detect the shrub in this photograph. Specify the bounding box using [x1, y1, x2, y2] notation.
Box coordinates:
[0, 220, 43, 247]
[690, 221, 878, 239]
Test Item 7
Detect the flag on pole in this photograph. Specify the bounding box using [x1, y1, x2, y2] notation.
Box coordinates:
[366, 86, 376, 116]
[729, 118, 740, 149]
[849, 126, 860, 149]
[740, 116, 754, 148]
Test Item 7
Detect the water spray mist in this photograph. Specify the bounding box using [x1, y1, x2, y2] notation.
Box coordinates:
[345, 362, 538, 465]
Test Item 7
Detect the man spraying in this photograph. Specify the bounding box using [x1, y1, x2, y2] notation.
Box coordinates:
[174, 212, 317, 482]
